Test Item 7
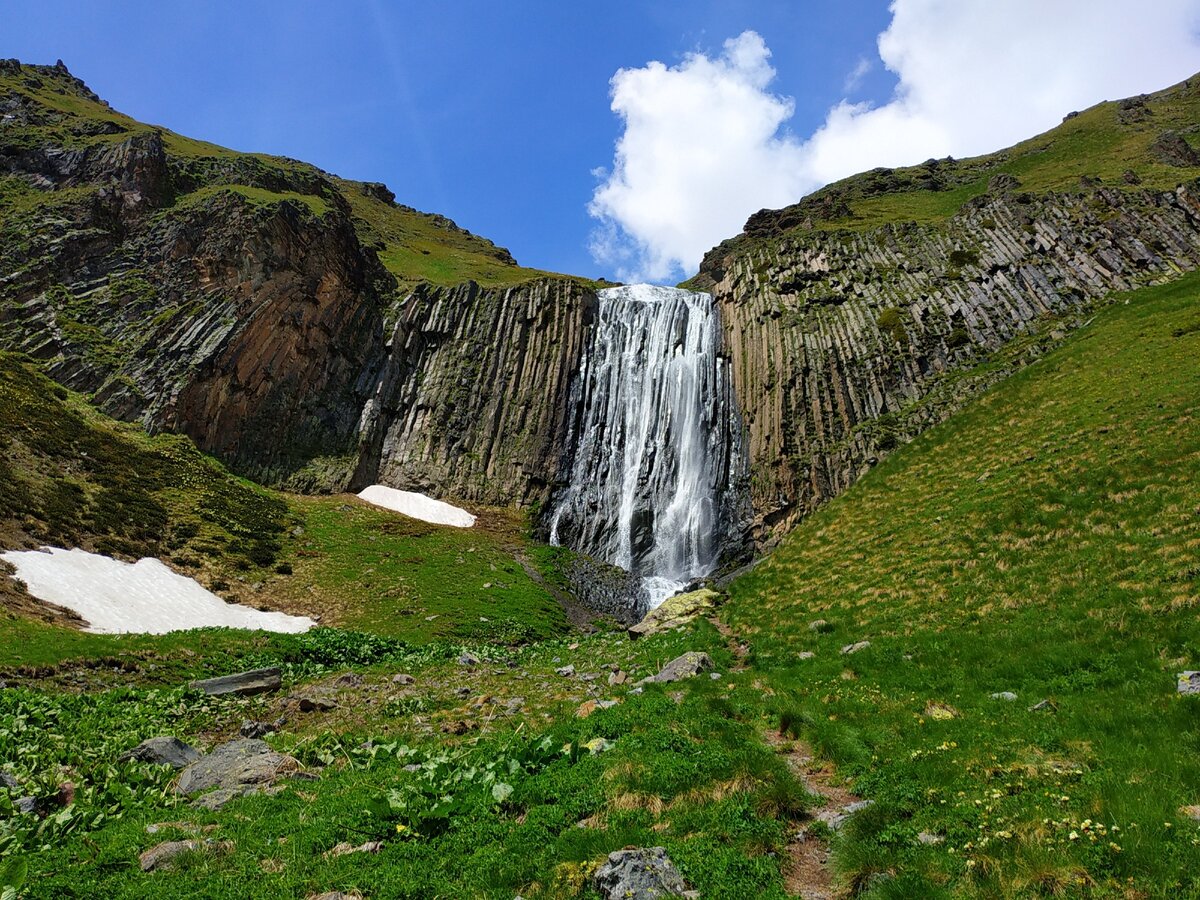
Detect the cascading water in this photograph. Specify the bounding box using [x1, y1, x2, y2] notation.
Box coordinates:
[548, 284, 746, 610]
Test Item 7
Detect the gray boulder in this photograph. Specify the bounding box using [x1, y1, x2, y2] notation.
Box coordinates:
[1178, 671, 1200, 695]
[593, 847, 692, 899]
[120, 736, 202, 769]
[638, 651, 713, 685]
[189, 667, 281, 697]
[176, 739, 300, 797]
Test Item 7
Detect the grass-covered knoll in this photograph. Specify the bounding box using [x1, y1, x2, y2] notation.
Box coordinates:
[0, 60, 563, 291]
[267, 496, 570, 645]
[725, 272, 1200, 896]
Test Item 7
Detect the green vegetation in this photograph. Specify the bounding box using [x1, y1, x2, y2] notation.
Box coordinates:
[270, 497, 570, 644]
[726, 271, 1200, 895]
[2, 622, 814, 899]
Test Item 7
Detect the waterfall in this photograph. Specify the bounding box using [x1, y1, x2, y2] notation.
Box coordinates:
[548, 284, 745, 609]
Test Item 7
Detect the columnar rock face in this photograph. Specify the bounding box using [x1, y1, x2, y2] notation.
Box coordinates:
[702, 182, 1200, 540]
[356, 279, 597, 506]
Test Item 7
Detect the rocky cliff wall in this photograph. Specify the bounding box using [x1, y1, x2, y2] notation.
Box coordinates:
[356, 279, 596, 507]
[0, 131, 394, 488]
[704, 181, 1200, 541]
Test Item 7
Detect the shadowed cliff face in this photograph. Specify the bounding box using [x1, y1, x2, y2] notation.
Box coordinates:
[705, 181, 1200, 542]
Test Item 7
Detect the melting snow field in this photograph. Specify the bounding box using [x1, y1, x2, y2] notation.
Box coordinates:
[1, 547, 315, 635]
[356, 484, 476, 527]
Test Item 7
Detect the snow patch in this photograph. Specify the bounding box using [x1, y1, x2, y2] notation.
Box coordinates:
[1, 547, 315, 635]
[356, 485, 476, 528]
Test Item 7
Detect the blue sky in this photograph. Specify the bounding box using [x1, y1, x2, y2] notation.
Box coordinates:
[6, 2, 1200, 280]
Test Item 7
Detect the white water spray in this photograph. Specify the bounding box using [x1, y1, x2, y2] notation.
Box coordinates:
[549, 284, 744, 609]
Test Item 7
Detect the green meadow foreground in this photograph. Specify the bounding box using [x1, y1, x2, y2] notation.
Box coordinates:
[1, 272, 1198, 897]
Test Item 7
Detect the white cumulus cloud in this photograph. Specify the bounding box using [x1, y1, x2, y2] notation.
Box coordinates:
[589, 0, 1200, 282]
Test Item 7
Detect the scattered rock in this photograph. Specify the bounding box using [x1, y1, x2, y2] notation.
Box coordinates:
[990, 691, 1018, 702]
[295, 694, 337, 713]
[139, 838, 232, 872]
[392, 673, 416, 685]
[1177, 671, 1200, 695]
[176, 739, 301, 799]
[457, 652, 480, 667]
[797, 651, 816, 660]
[593, 846, 692, 899]
[709, 672, 722, 680]
[323, 840, 383, 859]
[15, 796, 37, 815]
[638, 651, 714, 685]
[808, 619, 830, 632]
[189, 667, 281, 698]
[333, 672, 362, 687]
[917, 831, 944, 845]
[240, 719, 280, 739]
[988, 173, 1022, 194]
[1028, 698, 1055, 712]
[628, 588, 721, 639]
[1151, 131, 1200, 168]
[119, 736, 202, 770]
[607, 670, 628, 686]
[309, 893, 362, 900]
[840, 641, 871, 655]
[505, 697, 525, 713]
[0, 772, 19, 791]
[139, 839, 201, 872]
[817, 799, 875, 831]
[454, 686, 472, 699]
[556, 665, 576, 677]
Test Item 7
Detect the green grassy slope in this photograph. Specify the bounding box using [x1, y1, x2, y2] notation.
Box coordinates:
[725, 272, 1200, 896]
[0, 352, 570, 674]
[0, 61, 564, 291]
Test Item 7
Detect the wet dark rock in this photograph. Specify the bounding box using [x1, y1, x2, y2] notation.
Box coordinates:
[560, 554, 651, 625]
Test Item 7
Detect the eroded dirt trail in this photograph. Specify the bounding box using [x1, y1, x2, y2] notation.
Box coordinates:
[711, 615, 866, 899]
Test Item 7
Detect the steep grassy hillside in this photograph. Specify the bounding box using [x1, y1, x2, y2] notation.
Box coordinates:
[705, 72, 1200, 249]
[725, 271, 1200, 896]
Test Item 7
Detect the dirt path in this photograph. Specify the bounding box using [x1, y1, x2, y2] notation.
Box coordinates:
[711, 615, 866, 899]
